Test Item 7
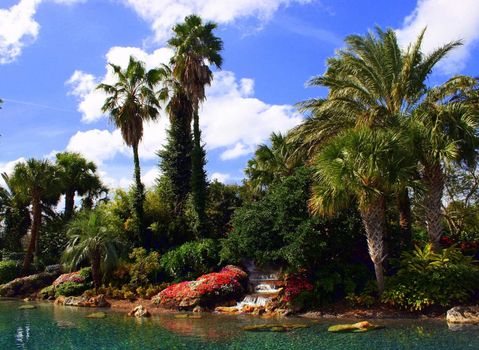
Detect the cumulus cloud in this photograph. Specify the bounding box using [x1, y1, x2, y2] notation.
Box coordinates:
[0, 157, 26, 187]
[122, 0, 312, 43]
[396, 0, 479, 74]
[210, 172, 231, 183]
[0, 0, 85, 64]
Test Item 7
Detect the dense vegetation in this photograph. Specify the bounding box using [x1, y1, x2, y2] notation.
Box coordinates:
[1, 21, 479, 312]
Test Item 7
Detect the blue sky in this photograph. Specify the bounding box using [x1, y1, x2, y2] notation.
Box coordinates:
[1, 0, 479, 189]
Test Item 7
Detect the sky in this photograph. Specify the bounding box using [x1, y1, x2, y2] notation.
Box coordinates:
[1, 0, 479, 190]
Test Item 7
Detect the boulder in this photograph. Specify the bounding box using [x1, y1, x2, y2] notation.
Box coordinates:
[0, 271, 61, 297]
[215, 306, 239, 314]
[55, 294, 110, 308]
[242, 323, 309, 332]
[328, 321, 384, 333]
[447, 306, 479, 324]
[128, 305, 151, 318]
[153, 266, 247, 310]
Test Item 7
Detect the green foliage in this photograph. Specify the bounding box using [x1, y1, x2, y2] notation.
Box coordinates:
[160, 239, 220, 281]
[39, 285, 55, 299]
[128, 248, 161, 287]
[205, 181, 242, 238]
[0, 260, 19, 284]
[37, 216, 69, 267]
[382, 244, 479, 310]
[55, 281, 89, 297]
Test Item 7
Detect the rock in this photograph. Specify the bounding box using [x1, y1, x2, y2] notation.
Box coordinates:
[242, 323, 309, 332]
[241, 305, 255, 313]
[55, 294, 110, 308]
[328, 321, 384, 333]
[447, 306, 479, 324]
[152, 265, 247, 310]
[18, 304, 36, 310]
[215, 306, 239, 314]
[87, 294, 110, 308]
[128, 305, 151, 318]
[85, 312, 107, 319]
[174, 314, 202, 319]
[192, 306, 204, 313]
[56, 321, 76, 329]
[0, 271, 61, 297]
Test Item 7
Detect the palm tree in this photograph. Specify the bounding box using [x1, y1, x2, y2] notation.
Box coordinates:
[245, 132, 303, 194]
[55, 152, 103, 219]
[168, 14, 223, 234]
[9, 159, 61, 272]
[291, 27, 461, 245]
[97, 56, 162, 247]
[63, 208, 122, 291]
[310, 128, 415, 293]
[411, 76, 479, 250]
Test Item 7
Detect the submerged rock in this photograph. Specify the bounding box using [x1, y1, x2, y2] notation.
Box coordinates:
[447, 306, 479, 324]
[56, 320, 76, 329]
[85, 312, 107, 319]
[128, 305, 151, 318]
[174, 314, 202, 319]
[328, 321, 384, 333]
[153, 266, 247, 310]
[18, 304, 36, 310]
[242, 323, 309, 332]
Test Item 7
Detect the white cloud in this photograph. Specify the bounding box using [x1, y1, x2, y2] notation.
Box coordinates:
[0, 157, 26, 187]
[122, 0, 313, 43]
[396, 0, 479, 74]
[220, 142, 252, 160]
[210, 172, 231, 183]
[0, 0, 85, 64]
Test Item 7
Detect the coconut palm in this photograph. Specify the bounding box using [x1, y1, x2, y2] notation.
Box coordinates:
[168, 14, 223, 233]
[291, 27, 461, 245]
[310, 128, 415, 293]
[411, 76, 479, 250]
[97, 56, 162, 247]
[245, 132, 303, 193]
[9, 159, 61, 272]
[63, 209, 122, 291]
[55, 152, 103, 219]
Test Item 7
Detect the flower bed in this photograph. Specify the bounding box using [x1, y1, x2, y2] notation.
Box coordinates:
[153, 265, 247, 309]
[53, 267, 91, 287]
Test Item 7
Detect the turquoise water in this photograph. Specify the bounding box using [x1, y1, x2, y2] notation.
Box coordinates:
[1, 300, 479, 349]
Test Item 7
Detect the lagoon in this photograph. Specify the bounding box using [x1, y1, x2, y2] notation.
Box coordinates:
[1, 300, 478, 350]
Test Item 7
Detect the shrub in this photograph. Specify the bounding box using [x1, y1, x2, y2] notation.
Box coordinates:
[128, 248, 161, 287]
[381, 244, 479, 310]
[160, 239, 220, 281]
[39, 285, 55, 299]
[0, 260, 19, 284]
[55, 281, 89, 297]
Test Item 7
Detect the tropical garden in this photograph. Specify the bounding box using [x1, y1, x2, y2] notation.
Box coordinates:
[1, 17, 479, 315]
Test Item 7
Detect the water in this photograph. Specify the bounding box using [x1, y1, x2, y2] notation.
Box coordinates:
[1, 299, 479, 349]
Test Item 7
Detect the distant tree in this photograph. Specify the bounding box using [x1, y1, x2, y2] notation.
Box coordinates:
[97, 56, 162, 247]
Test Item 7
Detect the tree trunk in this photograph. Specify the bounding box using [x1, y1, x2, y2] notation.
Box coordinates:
[64, 189, 75, 220]
[132, 143, 146, 247]
[398, 188, 413, 249]
[22, 191, 41, 273]
[359, 196, 386, 294]
[423, 163, 444, 251]
[91, 253, 101, 293]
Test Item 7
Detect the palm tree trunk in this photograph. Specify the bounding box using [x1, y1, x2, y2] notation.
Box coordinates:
[398, 188, 412, 249]
[22, 191, 41, 273]
[359, 196, 386, 294]
[423, 163, 444, 251]
[132, 143, 146, 247]
[64, 189, 75, 220]
[91, 253, 101, 293]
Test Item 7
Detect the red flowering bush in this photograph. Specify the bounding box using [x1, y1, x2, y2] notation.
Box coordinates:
[283, 270, 313, 303]
[53, 267, 91, 287]
[153, 265, 247, 309]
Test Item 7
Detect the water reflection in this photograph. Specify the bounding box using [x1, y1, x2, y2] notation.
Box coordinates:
[15, 323, 30, 348]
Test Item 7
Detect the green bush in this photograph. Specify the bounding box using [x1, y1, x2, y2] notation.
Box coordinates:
[381, 244, 479, 310]
[55, 281, 89, 297]
[160, 239, 220, 281]
[39, 285, 55, 299]
[0, 260, 19, 284]
[128, 248, 161, 287]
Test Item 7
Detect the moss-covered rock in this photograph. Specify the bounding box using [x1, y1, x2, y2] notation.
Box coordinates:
[242, 324, 309, 332]
[85, 312, 107, 319]
[328, 321, 384, 333]
[18, 304, 36, 310]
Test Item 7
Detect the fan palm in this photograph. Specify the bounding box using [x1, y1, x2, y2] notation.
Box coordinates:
[291, 27, 461, 244]
[55, 152, 103, 219]
[310, 128, 415, 293]
[63, 209, 122, 291]
[9, 159, 61, 272]
[168, 14, 223, 232]
[97, 56, 162, 247]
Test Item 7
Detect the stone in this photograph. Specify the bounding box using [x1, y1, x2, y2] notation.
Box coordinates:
[87, 294, 110, 308]
[85, 312, 107, 319]
[242, 323, 309, 332]
[174, 314, 202, 319]
[18, 305, 36, 310]
[55, 294, 110, 308]
[56, 321, 76, 329]
[128, 305, 151, 318]
[192, 306, 204, 313]
[215, 306, 239, 314]
[328, 321, 384, 333]
[447, 306, 479, 324]
[0, 271, 61, 297]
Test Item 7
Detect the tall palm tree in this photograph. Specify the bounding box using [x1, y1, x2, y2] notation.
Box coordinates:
[97, 56, 162, 247]
[245, 132, 303, 194]
[63, 208, 122, 291]
[291, 27, 461, 245]
[411, 76, 479, 250]
[9, 159, 61, 272]
[310, 128, 415, 293]
[168, 14, 223, 234]
[55, 152, 103, 219]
